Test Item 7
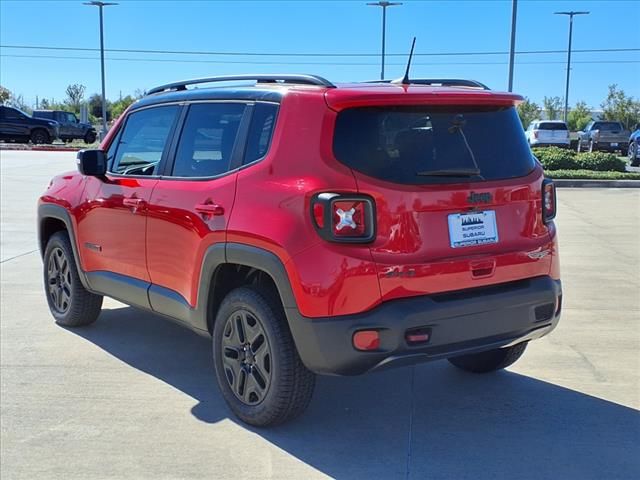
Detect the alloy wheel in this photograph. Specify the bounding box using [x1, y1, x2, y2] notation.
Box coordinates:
[221, 309, 272, 405]
[47, 247, 72, 314]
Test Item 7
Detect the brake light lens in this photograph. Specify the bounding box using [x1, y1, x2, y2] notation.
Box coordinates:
[313, 202, 325, 228]
[311, 193, 375, 243]
[333, 200, 367, 237]
[533, 130, 539, 139]
[542, 179, 556, 223]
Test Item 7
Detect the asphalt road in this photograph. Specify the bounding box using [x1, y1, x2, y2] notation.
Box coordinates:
[1, 150, 639, 480]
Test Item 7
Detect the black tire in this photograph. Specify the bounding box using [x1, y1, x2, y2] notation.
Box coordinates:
[448, 342, 528, 373]
[30, 129, 49, 144]
[212, 286, 315, 427]
[84, 131, 97, 144]
[43, 231, 103, 327]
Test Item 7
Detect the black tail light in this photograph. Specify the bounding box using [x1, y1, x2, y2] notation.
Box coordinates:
[311, 193, 375, 243]
[542, 179, 556, 223]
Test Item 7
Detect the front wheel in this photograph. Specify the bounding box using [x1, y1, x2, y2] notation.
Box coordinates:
[43, 231, 103, 327]
[212, 286, 315, 427]
[448, 342, 528, 373]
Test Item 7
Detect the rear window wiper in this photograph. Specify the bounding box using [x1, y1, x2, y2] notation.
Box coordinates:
[416, 168, 481, 177]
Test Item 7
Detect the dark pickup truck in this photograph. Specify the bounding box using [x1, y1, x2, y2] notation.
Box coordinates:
[0, 106, 59, 144]
[32, 110, 97, 144]
[577, 121, 630, 154]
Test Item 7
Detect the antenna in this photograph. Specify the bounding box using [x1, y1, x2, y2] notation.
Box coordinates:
[400, 37, 416, 85]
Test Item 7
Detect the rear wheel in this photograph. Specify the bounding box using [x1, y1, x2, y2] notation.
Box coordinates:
[448, 342, 528, 373]
[30, 129, 49, 144]
[43, 231, 103, 327]
[212, 286, 315, 427]
[84, 131, 97, 144]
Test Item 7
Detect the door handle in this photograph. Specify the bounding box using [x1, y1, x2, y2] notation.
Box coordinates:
[123, 197, 146, 212]
[195, 202, 224, 217]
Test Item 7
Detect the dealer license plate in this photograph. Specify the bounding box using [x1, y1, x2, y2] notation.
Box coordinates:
[448, 211, 498, 248]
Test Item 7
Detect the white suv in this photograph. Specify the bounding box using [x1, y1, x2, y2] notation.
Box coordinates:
[525, 120, 570, 148]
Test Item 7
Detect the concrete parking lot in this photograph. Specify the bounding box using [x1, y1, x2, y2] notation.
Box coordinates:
[1, 150, 639, 479]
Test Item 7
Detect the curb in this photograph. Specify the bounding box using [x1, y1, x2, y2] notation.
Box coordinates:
[554, 179, 640, 188]
[0, 145, 82, 152]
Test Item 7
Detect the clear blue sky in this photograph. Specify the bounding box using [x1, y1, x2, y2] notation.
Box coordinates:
[1, 0, 638, 109]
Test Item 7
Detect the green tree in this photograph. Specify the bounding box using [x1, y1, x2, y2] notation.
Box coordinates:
[88, 93, 112, 122]
[0, 85, 10, 104]
[517, 98, 540, 128]
[567, 101, 592, 131]
[65, 84, 86, 113]
[111, 95, 136, 120]
[543, 96, 562, 120]
[601, 84, 640, 130]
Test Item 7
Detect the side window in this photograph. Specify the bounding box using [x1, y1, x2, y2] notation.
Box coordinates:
[244, 103, 278, 164]
[111, 105, 178, 176]
[2, 107, 23, 120]
[171, 103, 246, 178]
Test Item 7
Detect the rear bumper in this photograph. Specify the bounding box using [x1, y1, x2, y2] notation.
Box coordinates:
[287, 276, 562, 375]
[592, 142, 625, 150]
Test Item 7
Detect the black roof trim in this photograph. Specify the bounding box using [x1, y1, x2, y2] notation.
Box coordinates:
[147, 74, 335, 95]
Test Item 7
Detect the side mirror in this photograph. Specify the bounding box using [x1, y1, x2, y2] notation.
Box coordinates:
[77, 149, 107, 177]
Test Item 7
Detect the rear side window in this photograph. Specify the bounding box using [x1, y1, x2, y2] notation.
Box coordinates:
[1, 107, 26, 120]
[244, 103, 278, 164]
[538, 122, 567, 130]
[333, 106, 535, 184]
[172, 103, 246, 178]
[111, 105, 178, 175]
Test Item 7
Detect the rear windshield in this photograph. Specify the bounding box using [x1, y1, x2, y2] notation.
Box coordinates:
[538, 122, 567, 130]
[594, 122, 622, 131]
[333, 106, 535, 184]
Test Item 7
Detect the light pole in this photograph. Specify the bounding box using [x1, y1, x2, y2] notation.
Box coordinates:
[507, 0, 517, 92]
[555, 11, 589, 123]
[367, 1, 402, 80]
[84, 1, 118, 139]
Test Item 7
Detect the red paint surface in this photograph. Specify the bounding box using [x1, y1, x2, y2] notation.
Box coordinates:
[40, 84, 560, 319]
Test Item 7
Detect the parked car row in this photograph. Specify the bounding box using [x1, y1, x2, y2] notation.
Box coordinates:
[525, 118, 639, 164]
[0, 106, 97, 144]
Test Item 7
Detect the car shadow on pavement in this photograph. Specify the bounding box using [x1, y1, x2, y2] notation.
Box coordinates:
[70, 306, 640, 480]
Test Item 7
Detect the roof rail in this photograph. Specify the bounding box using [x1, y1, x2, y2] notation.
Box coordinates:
[147, 74, 335, 95]
[365, 78, 490, 90]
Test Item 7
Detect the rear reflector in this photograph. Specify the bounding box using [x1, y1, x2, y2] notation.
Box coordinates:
[405, 328, 431, 345]
[353, 330, 380, 351]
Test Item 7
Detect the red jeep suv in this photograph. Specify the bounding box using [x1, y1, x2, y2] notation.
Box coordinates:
[38, 74, 562, 426]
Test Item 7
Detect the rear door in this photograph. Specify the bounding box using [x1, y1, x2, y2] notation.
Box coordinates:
[332, 105, 552, 301]
[146, 101, 250, 313]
